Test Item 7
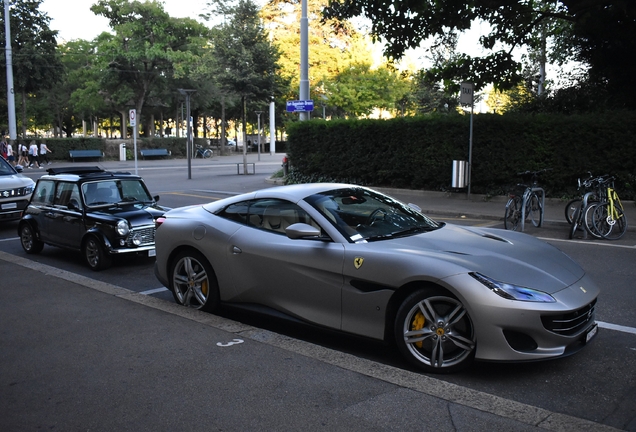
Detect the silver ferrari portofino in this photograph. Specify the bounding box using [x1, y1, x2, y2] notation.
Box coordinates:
[154, 183, 599, 373]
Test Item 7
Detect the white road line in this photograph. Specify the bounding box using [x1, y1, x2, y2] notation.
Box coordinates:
[140, 287, 169, 295]
[0, 237, 19, 242]
[540, 237, 636, 249]
[598, 321, 636, 335]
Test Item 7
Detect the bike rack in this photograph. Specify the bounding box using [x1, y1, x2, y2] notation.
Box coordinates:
[519, 187, 545, 232]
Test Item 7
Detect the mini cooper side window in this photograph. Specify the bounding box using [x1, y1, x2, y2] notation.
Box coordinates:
[54, 182, 82, 210]
[32, 180, 55, 205]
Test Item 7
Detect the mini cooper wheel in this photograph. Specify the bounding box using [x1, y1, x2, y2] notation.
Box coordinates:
[19, 223, 44, 254]
[169, 250, 219, 312]
[395, 289, 476, 373]
[83, 235, 112, 271]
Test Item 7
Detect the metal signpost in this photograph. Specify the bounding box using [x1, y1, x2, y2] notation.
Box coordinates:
[129, 109, 138, 175]
[460, 82, 474, 198]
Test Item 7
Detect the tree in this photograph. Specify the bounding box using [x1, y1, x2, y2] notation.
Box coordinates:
[0, 0, 62, 137]
[206, 0, 283, 161]
[90, 0, 210, 136]
[323, 0, 636, 108]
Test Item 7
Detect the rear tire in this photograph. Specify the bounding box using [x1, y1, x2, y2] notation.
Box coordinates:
[593, 202, 627, 240]
[203, 149, 212, 158]
[169, 249, 220, 312]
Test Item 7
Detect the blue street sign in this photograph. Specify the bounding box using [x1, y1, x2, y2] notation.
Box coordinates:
[286, 100, 314, 112]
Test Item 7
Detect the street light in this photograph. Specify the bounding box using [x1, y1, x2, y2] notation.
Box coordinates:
[178, 89, 196, 179]
[255, 111, 263, 161]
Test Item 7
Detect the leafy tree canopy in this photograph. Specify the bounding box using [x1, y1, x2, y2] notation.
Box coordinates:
[323, 0, 636, 108]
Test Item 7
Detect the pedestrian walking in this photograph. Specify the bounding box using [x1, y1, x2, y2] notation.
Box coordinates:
[0, 138, 7, 160]
[6, 141, 15, 166]
[28, 140, 42, 169]
[17, 142, 29, 166]
[39, 141, 52, 165]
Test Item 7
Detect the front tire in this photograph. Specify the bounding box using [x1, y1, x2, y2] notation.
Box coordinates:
[394, 289, 476, 374]
[19, 223, 44, 254]
[83, 235, 112, 271]
[169, 250, 219, 312]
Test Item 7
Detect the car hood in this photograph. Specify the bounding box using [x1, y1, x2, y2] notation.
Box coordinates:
[0, 173, 34, 190]
[91, 204, 166, 226]
[382, 224, 584, 294]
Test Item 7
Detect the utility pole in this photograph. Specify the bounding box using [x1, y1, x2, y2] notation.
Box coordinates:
[299, 0, 309, 121]
[4, 0, 17, 141]
[255, 111, 263, 161]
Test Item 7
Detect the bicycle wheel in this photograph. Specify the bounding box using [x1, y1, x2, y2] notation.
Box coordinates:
[569, 206, 581, 239]
[564, 199, 581, 225]
[504, 197, 522, 231]
[203, 149, 213, 158]
[529, 193, 541, 227]
[582, 202, 602, 238]
[593, 202, 627, 240]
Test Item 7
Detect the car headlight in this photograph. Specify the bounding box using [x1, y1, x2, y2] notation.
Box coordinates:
[116, 220, 130, 236]
[470, 272, 556, 303]
[25, 185, 34, 195]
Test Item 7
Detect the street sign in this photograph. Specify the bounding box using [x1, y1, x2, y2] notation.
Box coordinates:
[460, 83, 474, 105]
[129, 109, 136, 126]
[286, 100, 314, 112]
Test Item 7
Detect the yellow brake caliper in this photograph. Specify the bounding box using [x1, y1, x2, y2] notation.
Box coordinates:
[412, 312, 425, 348]
[201, 280, 208, 297]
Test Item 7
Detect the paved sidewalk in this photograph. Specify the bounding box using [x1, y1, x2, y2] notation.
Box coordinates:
[0, 251, 621, 431]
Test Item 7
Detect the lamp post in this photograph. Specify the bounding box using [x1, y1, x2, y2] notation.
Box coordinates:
[255, 111, 263, 161]
[4, 0, 17, 141]
[178, 89, 196, 179]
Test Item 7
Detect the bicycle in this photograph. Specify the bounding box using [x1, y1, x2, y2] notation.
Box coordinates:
[591, 178, 627, 240]
[504, 169, 549, 231]
[568, 174, 606, 239]
[194, 145, 213, 159]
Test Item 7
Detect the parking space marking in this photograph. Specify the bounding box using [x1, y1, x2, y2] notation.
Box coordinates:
[598, 321, 636, 335]
[541, 237, 636, 249]
[0, 237, 18, 242]
[140, 287, 169, 295]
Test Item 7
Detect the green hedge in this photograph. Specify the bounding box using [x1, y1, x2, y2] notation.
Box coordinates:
[285, 111, 636, 200]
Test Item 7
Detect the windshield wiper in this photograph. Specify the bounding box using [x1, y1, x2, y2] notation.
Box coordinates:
[366, 226, 435, 241]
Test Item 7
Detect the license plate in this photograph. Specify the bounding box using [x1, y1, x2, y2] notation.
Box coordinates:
[1, 202, 17, 210]
[148, 249, 156, 257]
[585, 323, 598, 343]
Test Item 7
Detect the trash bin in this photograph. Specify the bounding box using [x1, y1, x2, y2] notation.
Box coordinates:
[119, 143, 127, 161]
[452, 160, 468, 188]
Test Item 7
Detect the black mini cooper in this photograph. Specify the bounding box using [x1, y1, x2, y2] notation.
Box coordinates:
[18, 166, 169, 270]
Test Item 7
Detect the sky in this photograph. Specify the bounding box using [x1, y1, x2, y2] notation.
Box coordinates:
[40, 0, 207, 42]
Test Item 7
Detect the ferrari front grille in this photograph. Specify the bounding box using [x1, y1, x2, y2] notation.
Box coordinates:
[541, 298, 596, 336]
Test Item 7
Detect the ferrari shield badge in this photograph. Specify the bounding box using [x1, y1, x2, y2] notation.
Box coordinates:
[354, 257, 364, 269]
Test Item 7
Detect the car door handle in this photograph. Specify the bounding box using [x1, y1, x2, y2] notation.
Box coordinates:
[232, 246, 242, 254]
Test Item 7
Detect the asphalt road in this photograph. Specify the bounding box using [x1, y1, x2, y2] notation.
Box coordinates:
[2, 155, 635, 431]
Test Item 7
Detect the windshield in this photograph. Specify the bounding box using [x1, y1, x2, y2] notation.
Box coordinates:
[0, 157, 17, 176]
[305, 187, 441, 242]
[81, 179, 153, 206]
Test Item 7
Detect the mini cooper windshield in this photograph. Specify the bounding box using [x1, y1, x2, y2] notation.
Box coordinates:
[81, 179, 154, 207]
[306, 187, 441, 242]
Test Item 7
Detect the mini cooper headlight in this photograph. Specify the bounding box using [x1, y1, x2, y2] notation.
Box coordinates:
[116, 220, 130, 236]
[470, 272, 556, 303]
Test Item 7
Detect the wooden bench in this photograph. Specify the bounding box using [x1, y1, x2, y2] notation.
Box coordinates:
[69, 149, 104, 162]
[139, 149, 171, 159]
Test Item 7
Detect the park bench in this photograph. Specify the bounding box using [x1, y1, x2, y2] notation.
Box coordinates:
[139, 148, 171, 159]
[69, 149, 104, 162]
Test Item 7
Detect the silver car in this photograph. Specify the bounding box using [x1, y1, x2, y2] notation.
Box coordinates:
[0, 157, 34, 222]
[154, 183, 599, 373]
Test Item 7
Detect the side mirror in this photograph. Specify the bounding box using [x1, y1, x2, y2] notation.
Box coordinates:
[154, 195, 160, 202]
[286, 223, 322, 240]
